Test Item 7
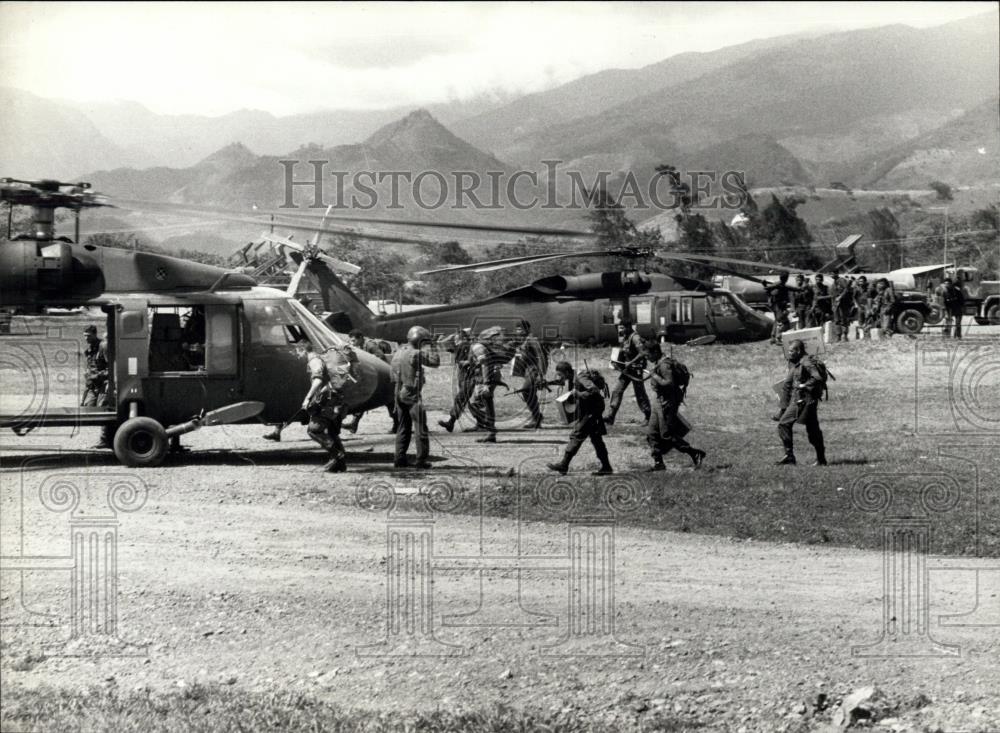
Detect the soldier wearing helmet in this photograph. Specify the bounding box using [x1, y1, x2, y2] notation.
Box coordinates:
[438, 328, 475, 433]
[468, 325, 506, 443]
[390, 325, 440, 468]
[512, 319, 548, 429]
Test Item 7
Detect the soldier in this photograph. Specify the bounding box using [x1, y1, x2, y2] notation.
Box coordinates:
[811, 273, 832, 327]
[391, 325, 440, 468]
[603, 321, 651, 426]
[437, 328, 476, 432]
[792, 273, 814, 328]
[853, 275, 871, 338]
[512, 319, 548, 429]
[82, 325, 113, 449]
[343, 329, 395, 434]
[298, 338, 349, 473]
[774, 339, 827, 466]
[936, 276, 965, 339]
[873, 278, 896, 336]
[646, 350, 705, 471]
[765, 272, 792, 343]
[547, 360, 575, 391]
[546, 364, 613, 476]
[833, 274, 855, 342]
[468, 326, 506, 443]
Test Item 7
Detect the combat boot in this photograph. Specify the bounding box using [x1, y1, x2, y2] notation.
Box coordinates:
[648, 460, 666, 472]
[592, 464, 613, 476]
[437, 418, 455, 433]
[546, 452, 571, 475]
[263, 429, 281, 442]
[775, 453, 796, 465]
[690, 449, 706, 468]
[476, 433, 497, 443]
[812, 449, 827, 466]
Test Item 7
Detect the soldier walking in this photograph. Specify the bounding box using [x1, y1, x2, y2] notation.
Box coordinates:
[469, 326, 506, 443]
[604, 321, 651, 426]
[82, 324, 113, 449]
[936, 276, 965, 339]
[437, 328, 475, 432]
[298, 338, 349, 473]
[853, 276, 871, 338]
[547, 363, 613, 476]
[774, 339, 827, 466]
[512, 319, 548, 429]
[391, 325, 440, 469]
[646, 349, 705, 471]
[873, 278, 897, 336]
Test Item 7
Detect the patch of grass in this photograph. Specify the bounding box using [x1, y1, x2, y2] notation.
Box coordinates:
[0, 683, 695, 732]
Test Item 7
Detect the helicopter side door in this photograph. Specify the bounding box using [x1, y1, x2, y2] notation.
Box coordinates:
[142, 303, 244, 426]
[656, 294, 710, 343]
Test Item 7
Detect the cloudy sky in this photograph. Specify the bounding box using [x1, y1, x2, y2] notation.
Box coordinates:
[0, 1, 991, 116]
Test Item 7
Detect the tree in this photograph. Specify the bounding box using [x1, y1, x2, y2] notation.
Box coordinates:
[757, 194, 821, 269]
[929, 180, 953, 201]
[866, 207, 902, 270]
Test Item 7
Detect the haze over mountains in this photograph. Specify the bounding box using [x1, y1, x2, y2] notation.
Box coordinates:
[2, 9, 997, 216]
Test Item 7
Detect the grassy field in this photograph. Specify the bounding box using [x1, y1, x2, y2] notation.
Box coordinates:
[3, 317, 997, 559]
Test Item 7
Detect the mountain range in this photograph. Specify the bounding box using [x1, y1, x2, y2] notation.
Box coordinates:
[2, 10, 997, 218]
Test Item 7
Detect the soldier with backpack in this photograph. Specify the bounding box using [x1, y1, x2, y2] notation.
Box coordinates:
[646, 350, 706, 471]
[547, 364, 614, 476]
[936, 276, 965, 339]
[298, 337, 355, 473]
[391, 325, 440, 469]
[773, 339, 827, 466]
[604, 321, 651, 426]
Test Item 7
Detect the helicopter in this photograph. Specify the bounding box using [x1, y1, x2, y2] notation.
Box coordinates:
[0, 178, 394, 468]
[226, 218, 773, 347]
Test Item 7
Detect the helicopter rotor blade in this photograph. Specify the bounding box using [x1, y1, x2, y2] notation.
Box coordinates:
[416, 247, 647, 276]
[656, 251, 803, 275]
[287, 258, 310, 298]
[260, 233, 362, 275]
[114, 197, 597, 241]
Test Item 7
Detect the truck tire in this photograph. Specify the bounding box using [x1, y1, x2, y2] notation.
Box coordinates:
[924, 304, 944, 326]
[895, 308, 925, 335]
[988, 302, 1000, 326]
[113, 416, 168, 467]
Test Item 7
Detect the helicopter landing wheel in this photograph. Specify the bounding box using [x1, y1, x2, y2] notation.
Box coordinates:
[113, 417, 169, 467]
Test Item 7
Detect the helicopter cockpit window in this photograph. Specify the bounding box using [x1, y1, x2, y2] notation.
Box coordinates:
[707, 295, 738, 318]
[147, 305, 236, 375]
[243, 300, 307, 346]
[602, 303, 623, 325]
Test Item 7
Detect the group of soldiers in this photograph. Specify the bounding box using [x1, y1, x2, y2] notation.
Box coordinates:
[767, 271, 903, 342]
[298, 319, 710, 476]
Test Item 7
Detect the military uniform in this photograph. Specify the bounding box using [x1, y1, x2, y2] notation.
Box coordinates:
[766, 280, 792, 341]
[547, 370, 612, 475]
[82, 338, 109, 407]
[391, 342, 440, 467]
[438, 331, 476, 432]
[792, 281, 814, 328]
[853, 282, 872, 338]
[469, 329, 505, 440]
[811, 281, 832, 327]
[304, 353, 347, 472]
[833, 278, 854, 341]
[775, 353, 826, 465]
[646, 356, 704, 469]
[936, 281, 965, 338]
[605, 329, 651, 425]
[513, 330, 548, 427]
[873, 285, 897, 336]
